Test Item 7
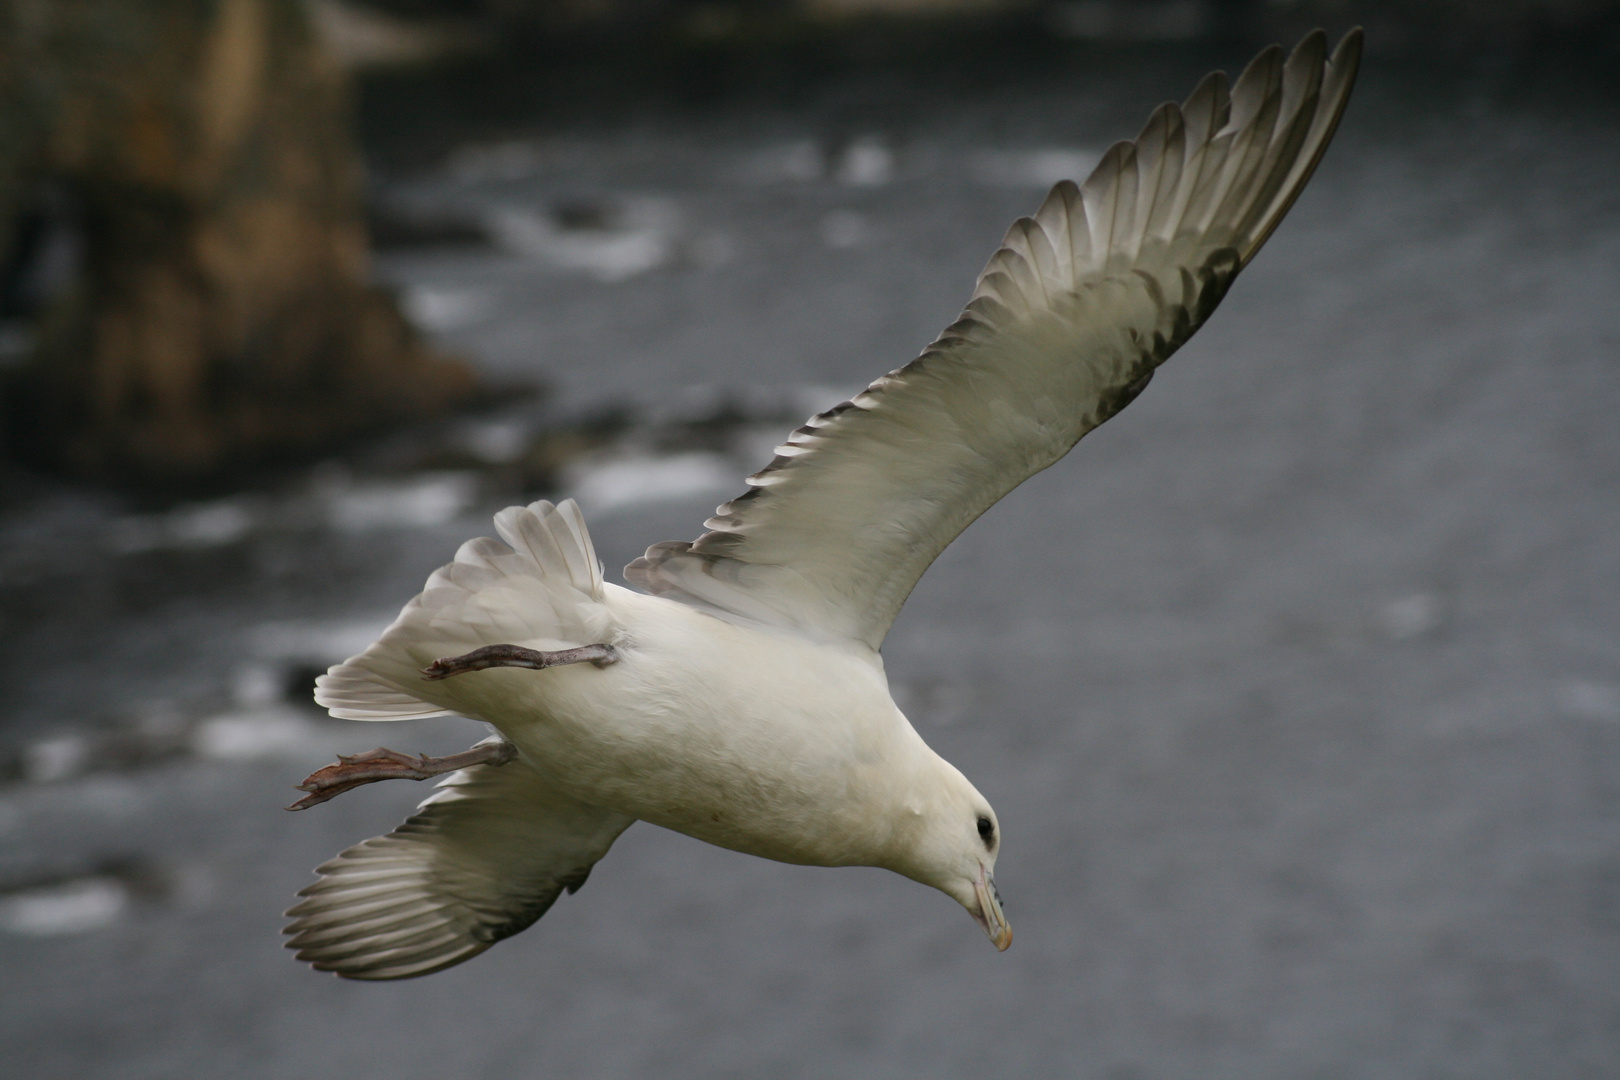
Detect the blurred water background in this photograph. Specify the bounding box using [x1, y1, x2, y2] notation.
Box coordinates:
[2, 2, 1618, 1077]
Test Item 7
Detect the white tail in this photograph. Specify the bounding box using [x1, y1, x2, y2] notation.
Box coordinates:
[315, 499, 609, 721]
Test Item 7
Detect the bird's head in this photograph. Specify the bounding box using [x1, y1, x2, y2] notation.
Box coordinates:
[885, 756, 1012, 951]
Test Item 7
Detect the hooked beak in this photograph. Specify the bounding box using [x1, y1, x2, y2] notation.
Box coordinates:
[971, 868, 1012, 951]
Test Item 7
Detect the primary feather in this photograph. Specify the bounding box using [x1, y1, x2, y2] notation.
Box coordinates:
[627, 29, 1362, 651]
[285, 749, 633, 979]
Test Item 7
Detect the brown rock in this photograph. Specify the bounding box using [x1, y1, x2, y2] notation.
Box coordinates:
[1, 0, 473, 487]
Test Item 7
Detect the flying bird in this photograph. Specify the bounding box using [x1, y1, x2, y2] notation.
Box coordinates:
[285, 29, 1363, 979]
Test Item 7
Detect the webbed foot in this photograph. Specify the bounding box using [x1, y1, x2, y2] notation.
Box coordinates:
[420, 643, 618, 681]
[287, 739, 517, 811]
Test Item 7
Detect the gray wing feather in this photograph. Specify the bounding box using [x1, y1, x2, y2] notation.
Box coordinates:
[627, 30, 1362, 650]
[284, 751, 634, 980]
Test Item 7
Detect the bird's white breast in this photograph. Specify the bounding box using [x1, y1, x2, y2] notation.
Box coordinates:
[467, 584, 927, 867]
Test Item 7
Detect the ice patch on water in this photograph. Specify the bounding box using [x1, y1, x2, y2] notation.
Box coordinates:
[565, 452, 735, 515]
[0, 877, 129, 936]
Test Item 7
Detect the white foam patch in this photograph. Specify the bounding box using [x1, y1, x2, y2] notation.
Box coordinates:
[231, 664, 283, 707]
[0, 877, 129, 936]
[109, 499, 257, 553]
[24, 735, 91, 784]
[836, 137, 893, 187]
[1556, 681, 1620, 721]
[970, 148, 1101, 188]
[484, 197, 678, 282]
[565, 452, 735, 515]
[454, 417, 533, 465]
[400, 285, 493, 332]
[190, 707, 331, 762]
[324, 472, 478, 532]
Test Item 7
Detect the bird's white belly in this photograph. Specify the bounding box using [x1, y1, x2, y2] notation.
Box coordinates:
[461, 588, 913, 867]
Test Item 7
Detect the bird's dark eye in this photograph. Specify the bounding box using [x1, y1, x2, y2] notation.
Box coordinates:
[976, 816, 995, 848]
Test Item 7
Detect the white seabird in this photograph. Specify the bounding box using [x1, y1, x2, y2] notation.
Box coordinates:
[285, 29, 1363, 980]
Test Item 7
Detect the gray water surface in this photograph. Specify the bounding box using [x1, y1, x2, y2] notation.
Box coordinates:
[3, 36, 1619, 1080]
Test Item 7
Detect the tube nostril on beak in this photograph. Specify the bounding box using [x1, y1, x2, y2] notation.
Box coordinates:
[972, 872, 1012, 951]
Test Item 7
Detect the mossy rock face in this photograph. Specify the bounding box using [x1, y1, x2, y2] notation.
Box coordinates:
[0, 0, 472, 488]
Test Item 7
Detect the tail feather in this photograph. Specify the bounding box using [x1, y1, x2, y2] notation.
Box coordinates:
[495, 500, 604, 599]
[315, 499, 609, 722]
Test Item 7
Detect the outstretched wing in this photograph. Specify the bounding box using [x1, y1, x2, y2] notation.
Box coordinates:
[284, 749, 634, 979]
[627, 29, 1362, 651]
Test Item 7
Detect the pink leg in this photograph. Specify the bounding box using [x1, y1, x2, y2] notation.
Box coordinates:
[286, 740, 516, 811]
[420, 642, 618, 681]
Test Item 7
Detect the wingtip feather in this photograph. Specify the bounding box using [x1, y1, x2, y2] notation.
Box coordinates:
[618, 30, 1361, 651]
